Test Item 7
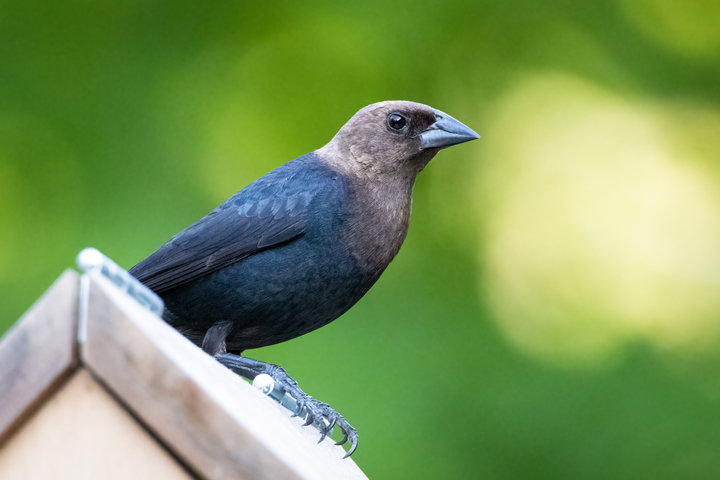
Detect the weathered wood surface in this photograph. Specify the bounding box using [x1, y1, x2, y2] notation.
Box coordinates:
[0, 270, 80, 444]
[82, 271, 368, 480]
[0, 369, 196, 479]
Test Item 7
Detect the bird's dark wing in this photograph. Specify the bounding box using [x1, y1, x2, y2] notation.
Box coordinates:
[129, 168, 319, 293]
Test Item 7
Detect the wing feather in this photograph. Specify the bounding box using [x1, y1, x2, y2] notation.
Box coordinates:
[129, 175, 318, 293]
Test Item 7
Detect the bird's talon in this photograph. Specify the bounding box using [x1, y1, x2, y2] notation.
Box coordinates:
[218, 356, 359, 455]
[293, 399, 306, 418]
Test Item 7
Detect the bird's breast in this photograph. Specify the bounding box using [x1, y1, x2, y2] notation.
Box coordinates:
[341, 178, 414, 276]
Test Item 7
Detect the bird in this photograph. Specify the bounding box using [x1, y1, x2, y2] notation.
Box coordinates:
[129, 100, 479, 456]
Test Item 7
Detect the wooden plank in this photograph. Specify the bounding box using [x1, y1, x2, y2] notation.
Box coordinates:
[0, 270, 80, 444]
[0, 369, 196, 480]
[82, 271, 368, 480]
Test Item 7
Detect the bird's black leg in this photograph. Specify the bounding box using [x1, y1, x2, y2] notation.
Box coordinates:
[214, 352, 358, 457]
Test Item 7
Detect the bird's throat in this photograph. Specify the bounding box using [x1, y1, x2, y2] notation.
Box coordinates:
[342, 175, 415, 275]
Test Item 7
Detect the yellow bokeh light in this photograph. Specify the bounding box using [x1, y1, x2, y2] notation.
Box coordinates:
[479, 73, 720, 366]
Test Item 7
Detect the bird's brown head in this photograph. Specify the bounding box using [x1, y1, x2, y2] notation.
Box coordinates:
[318, 100, 479, 177]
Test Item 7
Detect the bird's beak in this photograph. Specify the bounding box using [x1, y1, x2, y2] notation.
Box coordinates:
[419, 110, 480, 150]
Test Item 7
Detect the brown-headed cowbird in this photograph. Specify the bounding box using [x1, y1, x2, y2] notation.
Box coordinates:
[129, 101, 479, 456]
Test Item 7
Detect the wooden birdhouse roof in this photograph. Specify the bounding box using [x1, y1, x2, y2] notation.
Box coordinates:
[0, 269, 368, 480]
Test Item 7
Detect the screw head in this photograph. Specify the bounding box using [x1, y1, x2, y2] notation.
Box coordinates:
[252, 373, 275, 395]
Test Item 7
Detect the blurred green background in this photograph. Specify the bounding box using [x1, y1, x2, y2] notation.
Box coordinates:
[2, 1, 720, 478]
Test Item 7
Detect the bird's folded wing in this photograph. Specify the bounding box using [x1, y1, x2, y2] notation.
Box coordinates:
[129, 188, 316, 293]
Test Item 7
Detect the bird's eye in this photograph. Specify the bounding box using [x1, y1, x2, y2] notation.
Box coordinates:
[388, 113, 407, 131]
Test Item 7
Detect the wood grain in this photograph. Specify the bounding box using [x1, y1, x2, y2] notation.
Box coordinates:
[0, 270, 80, 444]
[82, 271, 368, 480]
[0, 369, 196, 479]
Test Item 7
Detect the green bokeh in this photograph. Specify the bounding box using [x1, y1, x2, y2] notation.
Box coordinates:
[2, 1, 720, 478]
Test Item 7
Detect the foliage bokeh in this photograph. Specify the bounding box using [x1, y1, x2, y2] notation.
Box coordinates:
[2, 1, 720, 478]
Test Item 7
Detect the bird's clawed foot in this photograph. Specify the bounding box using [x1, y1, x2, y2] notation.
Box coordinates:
[265, 363, 358, 457]
[214, 353, 358, 457]
[293, 391, 358, 457]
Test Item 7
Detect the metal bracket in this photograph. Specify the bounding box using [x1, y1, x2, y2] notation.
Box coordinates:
[76, 248, 165, 330]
